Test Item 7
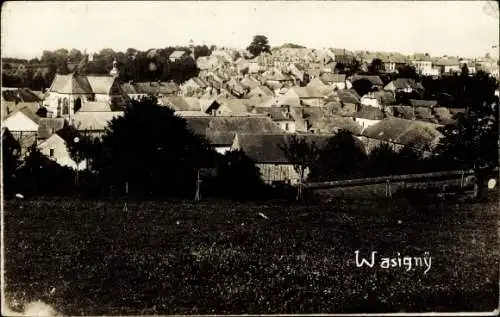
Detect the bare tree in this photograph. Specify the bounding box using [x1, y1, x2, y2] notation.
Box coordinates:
[279, 135, 320, 200]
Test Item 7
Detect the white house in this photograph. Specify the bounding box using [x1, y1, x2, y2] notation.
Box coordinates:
[37, 133, 88, 170]
[360, 93, 382, 109]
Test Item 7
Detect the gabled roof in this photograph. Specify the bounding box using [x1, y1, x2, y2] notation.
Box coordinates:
[240, 76, 261, 89]
[2, 88, 41, 103]
[409, 99, 438, 108]
[232, 133, 332, 164]
[86, 76, 117, 95]
[267, 107, 295, 122]
[288, 86, 325, 99]
[49, 74, 94, 94]
[248, 85, 274, 98]
[72, 111, 124, 131]
[220, 99, 250, 114]
[361, 117, 443, 148]
[163, 96, 202, 111]
[37, 117, 65, 139]
[351, 74, 384, 86]
[319, 73, 346, 84]
[355, 105, 384, 120]
[338, 89, 361, 104]
[386, 78, 423, 90]
[170, 50, 189, 59]
[184, 116, 282, 146]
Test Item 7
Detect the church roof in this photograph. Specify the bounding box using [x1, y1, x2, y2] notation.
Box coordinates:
[49, 74, 94, 94]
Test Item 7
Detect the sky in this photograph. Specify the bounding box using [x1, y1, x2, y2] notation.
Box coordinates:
[1, 1, 499, 59]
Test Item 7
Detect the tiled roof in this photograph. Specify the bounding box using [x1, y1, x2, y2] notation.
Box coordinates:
[86, 76, 116, 95]
[351, 74, 384, 86]
[338, 90, 361, 104]
[79, 101, 112, 112]
[361, 117, 443, 148]
[409, 99, 438, 108]
[2, 88, 41, 103]
[49, 74, 93, 94]
[72, 111, 123, 131]
[37, 118, 65, 140]
[355, 105, 384, 120]
[233, 133, 333, 164]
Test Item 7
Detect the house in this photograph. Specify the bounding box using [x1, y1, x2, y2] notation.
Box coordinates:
[240, 75, 261, 90]
[282, 86, 327, 107]
[37, 132, 87, 170]
[216, 99, 252, 116]
[2, 106, 43, 155]
[169, 50, 190, 62]
[300, 107, 363, 135]
[162, 96, 204, 112]
[288, 63, 307, 84]
[321, 48, 356, 65]
[253, 107, 296, 133]
[247, 85, 274, 99]
[226, 78, 247, 97]
[360, 92, 383, 109]
[181, 77, 209, 95]
[409, 99, 438, 109]
[337, 89, 361, 109]
[410, 60, 434, 76]
[350, 74, 384, 89]
[184, 116, 282, 154]
[384, 78, 424, 94]
[71, 111, 123, 138]
[2, 89, 43, 119]
[435, 58, 461, 74]
[360, 117, 443, 154]
[122, 81, 180, 100]
[381, 54, 408, 73]
[37, 117, 66, 141]
[230, 133, 333, 185]
[353, 105, 385, 131]
[320, 73, 346, 89]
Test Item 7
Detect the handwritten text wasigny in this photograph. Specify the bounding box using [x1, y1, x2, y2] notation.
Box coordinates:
[354, 250, 432, 274]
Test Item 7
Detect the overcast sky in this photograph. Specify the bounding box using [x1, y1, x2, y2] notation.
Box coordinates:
[2, 1, 499, 59]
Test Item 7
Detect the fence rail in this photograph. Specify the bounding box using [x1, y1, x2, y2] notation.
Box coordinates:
[304, 169, 480, 190]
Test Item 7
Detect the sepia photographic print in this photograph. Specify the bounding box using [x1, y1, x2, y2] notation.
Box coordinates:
[1, 1, 499, 315]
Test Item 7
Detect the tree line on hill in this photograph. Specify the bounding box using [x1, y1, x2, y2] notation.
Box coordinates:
[3, 69, 498, 201]
[2, 45, 214, 90]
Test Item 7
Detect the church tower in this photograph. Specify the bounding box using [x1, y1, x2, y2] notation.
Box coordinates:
[109, 59, 119, 77]
[189, 39, 195, 60]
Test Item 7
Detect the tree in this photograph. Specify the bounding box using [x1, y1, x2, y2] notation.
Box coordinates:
[279, 135, 320, 200]
[97, 96, 215, 198]
[217, 150, 266, 200]
[309, 130, 368, 181]
[397, 65, 417, 79]
[435, 71, 499, 199]
[247, 35, 271, 57]
[366, 143, 400, 177]
[352, 78, 374, 97]
[57, 122, 97, 169]
[369, 58, 384, 74]
[1, 129, 21, 197]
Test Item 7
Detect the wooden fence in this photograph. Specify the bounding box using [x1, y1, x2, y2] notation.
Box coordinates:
[304, 169, 482, 190]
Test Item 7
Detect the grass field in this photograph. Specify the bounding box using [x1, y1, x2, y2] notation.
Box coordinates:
[3, 191, 499, 315]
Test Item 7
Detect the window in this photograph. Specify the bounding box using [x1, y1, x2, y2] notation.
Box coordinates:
[62, 98, 69, 115]
[285, 123, 289, 131]
[49, 149, 55, 157]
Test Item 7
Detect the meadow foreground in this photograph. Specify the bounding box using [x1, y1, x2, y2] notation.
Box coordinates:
[3, 192, 499, 314]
